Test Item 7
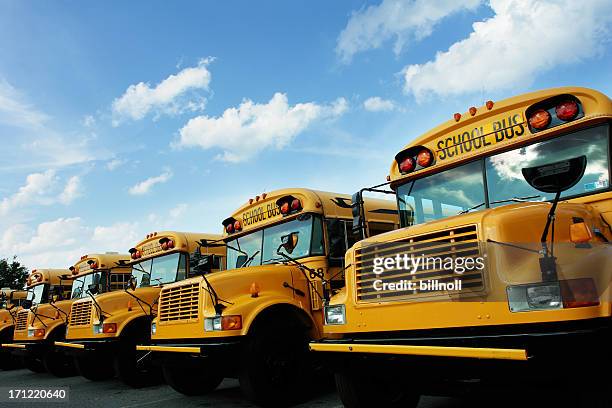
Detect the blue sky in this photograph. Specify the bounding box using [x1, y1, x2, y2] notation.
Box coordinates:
[1, 0, 612, 267]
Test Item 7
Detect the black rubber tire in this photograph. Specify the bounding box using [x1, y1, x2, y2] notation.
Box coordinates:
[75, 354, 115, 381]
[335, 371, 420, 408]
[239, 330, 311, 407]
[42, 348, 77, 377]
[162, 362, 223, 396]
[114, 340, 162, 388]
[0, 351, 22, 370]
[23, 355, 46, 373]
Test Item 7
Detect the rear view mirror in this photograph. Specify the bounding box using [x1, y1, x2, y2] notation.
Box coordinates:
[278, 232, 299, 255]
[236, 255, 247, 268]
[351, 192, 365, 238]
[127, 276, 137, 291]
[522, 155, 587, 194]
[88, 283, 99, 295]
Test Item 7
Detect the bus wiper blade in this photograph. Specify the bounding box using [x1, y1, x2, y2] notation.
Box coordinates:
[132, 263, 151, 277]
[123, 280, 153, 316]
[49, 301, 69, 324]
[458, 202, 486, 215]
[277, 252, 325, 302]
[85, 289, 110, 322]
[242, 251, 260, 267]
[490, 195, 542, 205]
[261, 257, 285, 265]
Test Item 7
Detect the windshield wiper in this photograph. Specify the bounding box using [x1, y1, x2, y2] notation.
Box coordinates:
[277, 252, 325, 302]
[242, 251, 260, 267]
[85, 289, 109, 322]
[49, 300, 69, 324]
[261, 256, 285, 265]
[490, 195, 542, 205]
[458, 202, 486, 215]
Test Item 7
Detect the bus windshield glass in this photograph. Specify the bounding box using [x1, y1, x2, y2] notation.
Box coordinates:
[226, 214, 325, 270]
[29, 284, 47, 305]
[397, 124, 610, 227]
[71, 272, 102, 299]
[131, 252, 186, 287]
[486, 125, 609, 205]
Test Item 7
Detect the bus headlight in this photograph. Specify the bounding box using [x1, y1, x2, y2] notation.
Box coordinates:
[324, 305, 346, 325]
[151, 322, 157, 335]
[507, 282, 562, 312]
[93, 324, 103, 334]
[204, 315, 242, 331]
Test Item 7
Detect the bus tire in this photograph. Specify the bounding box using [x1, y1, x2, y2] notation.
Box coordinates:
[114, 340, 162, 388]
[43, 348, 76, 377]
[335, 371, 420, 408]
[23, 355, 46, 373]
[75, 354, 115, 381]
[238, 329, 310, 407]
[162, 362, 223, 396]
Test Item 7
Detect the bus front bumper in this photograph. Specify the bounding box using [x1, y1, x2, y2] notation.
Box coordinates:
[136, 339, 243, 358]
[54, 338, 118, 355]
[310, 342, 528, 361]
[1, 341, 47, 357]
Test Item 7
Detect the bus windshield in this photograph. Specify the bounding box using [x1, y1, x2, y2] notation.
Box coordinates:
[397, 124, 610, 227]
[131, 252, 187, 287]
[226, 214, 325, 270]
[71, 272, 101, 299]
[29, 284, 47, 305]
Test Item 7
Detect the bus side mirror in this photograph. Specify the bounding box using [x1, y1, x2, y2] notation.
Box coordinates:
[127, 276, 137, 291]
[88, 283, 99, 295]
[235, 255, 247, 268]
[278, 232, 299, 255]
[194, 255, 215, 275]
[351, 191, 365, 238]
[522, 155, 587, 194]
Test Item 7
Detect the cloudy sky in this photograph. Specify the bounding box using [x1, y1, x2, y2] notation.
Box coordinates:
[1, 0, 611, 268]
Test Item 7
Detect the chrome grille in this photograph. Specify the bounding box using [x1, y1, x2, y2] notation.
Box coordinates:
[69, 301, 92, 326]
[15, 310, 29, 331]
[158, 282, 200, 322]
[355, 225, 485, 302]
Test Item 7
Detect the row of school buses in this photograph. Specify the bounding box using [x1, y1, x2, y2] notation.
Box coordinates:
[0, 87, 611, 407]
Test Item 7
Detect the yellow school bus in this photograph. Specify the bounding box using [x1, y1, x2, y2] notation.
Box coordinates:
[0, 288, 28, 369]
[3, 269, 73, 374]
[310, 87, 612, 407]
[8, 254, 130, 377]
[137, 188, 398, 405]
[57, 232, 224, 387]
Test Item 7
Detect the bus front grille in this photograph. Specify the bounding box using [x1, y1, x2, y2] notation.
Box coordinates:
[69, 301, 92, 326]
[158, 282, 200, 323]
[355, 225, 485, 302]
[15, 310, 29, 331]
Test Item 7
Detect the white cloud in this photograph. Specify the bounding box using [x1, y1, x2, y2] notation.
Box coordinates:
[112, 58, 213, 125]
[363, 96, 396, 112]
[128, 170, 173, 195]
[0, 79, 49, 128]
[1, 218, 143, 268]
[59, 176, 82, 204]
[176, 93, 349, 162]
[337, 0, 481, 63]
[403, 0, 612, 99]
[82, 115, 96, 127]
[106, 158, 125, 171]
[0, 171, 83, 214]
[147, 203, 189, 229]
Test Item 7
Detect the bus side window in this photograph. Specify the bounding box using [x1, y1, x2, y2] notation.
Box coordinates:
[367, 221, 396, 237]
[109, 273, 130, 291]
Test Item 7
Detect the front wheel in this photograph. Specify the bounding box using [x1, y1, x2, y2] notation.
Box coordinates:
[239, 330, 311, 407]
[23, 355, 46, 373]
[114, 341, 162, 388]
[162, 362, 223, 396]
[43, 348, 76, 377]
[335, 371, 420, 408]
[75, 354, 115, 381]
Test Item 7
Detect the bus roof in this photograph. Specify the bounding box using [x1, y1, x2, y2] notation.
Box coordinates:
[0, 288, 27, 300]
[389, 86, 612, 186]
[71, 253, 131, 278]
[129, 231, 224, 263]
[224, 188, 397, 237]
[26, 269, 72, 288]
